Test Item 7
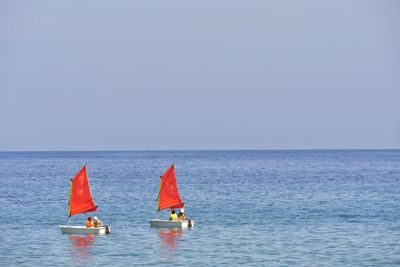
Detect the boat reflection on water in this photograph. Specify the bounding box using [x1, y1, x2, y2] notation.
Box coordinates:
[69, 234, 96, 260]
[158, 228, 183, 251]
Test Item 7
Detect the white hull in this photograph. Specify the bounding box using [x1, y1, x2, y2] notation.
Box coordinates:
[148, 219, 194, 228]
[59, 225, 111, 235]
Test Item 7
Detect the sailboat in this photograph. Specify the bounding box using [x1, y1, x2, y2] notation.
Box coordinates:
[148, 164, 194, 228]
[59, 165, 110, 234]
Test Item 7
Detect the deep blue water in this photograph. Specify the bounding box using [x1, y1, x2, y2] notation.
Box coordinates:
[1, 150, 400, 266]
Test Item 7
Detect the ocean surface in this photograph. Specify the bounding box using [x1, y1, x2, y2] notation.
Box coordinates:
[1, 150, 399, 266]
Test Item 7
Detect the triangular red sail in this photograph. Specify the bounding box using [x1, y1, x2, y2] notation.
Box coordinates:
[157, 165, 184, 211]
[69, 165, 97, 217]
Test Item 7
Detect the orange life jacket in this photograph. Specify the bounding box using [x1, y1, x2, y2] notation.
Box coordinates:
[86, 220, 94, 228]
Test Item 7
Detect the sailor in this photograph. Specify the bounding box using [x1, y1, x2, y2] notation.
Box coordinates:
[85, 217, 94, 228]
[93, 216, 102, 227]
[169, 210, 177, 221]
[178, 208, 185, 220]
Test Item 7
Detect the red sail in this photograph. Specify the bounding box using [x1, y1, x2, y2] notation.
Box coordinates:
[158, 165, 184, 211]
[69, 165, 97, 217]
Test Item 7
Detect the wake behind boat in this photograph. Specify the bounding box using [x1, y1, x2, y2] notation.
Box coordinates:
[59, 165, 110, 235]
[149, 164, 194, 228]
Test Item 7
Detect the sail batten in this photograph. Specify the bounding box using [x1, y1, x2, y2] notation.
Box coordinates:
[157, 165, 184, 211]
[68, 165, 97, 217]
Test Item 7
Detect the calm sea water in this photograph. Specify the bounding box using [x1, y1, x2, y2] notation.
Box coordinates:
[0, 150, 399, 266]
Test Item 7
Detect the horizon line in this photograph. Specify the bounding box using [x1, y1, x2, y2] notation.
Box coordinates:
[0, 148, 399, 153]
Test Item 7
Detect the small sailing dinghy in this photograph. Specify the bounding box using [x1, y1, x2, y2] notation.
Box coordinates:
[59, 165, 110, 235]
[149, 164, 194, 228]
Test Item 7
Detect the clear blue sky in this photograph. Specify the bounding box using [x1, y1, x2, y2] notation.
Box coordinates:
[1, 1, 399, 150]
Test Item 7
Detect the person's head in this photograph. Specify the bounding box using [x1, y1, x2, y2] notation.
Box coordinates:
[93, 216, 98, 221]
[180, 208, 184, 214]
[171, 210, 176, 214]
[87, 217, 92, 221]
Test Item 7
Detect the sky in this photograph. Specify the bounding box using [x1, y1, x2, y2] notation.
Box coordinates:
[0, 1, 399, 151]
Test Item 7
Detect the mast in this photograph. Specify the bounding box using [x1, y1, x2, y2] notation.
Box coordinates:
[157, 175, 162, 212]
[67, 178, 73, 224]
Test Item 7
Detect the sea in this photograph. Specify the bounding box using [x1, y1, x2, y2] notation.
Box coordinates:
[0, 150, 399, 266]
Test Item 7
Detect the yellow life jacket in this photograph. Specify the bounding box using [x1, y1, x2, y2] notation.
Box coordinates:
[169, 213, 177, 221]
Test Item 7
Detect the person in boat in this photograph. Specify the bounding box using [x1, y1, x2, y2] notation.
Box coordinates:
[178, 208, 185, 221]
[93, 216, 102, 227]
[169, 210, 177, 221]
[85, 217, 94, 228]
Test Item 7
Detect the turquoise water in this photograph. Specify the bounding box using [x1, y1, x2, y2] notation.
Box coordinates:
[1, 150, 400, 266]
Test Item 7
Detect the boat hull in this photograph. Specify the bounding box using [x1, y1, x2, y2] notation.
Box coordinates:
[59, 225, 111, 235]
[148, 219, 194, 228]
